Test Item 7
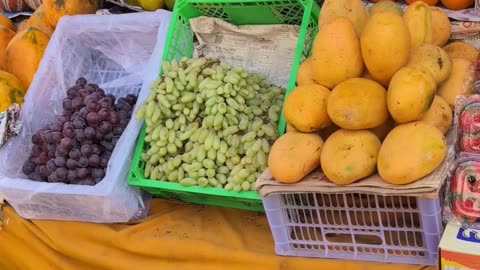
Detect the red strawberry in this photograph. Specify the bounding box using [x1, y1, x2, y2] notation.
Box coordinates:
[474, 115, 480, 124]
[464, 199, 474, 209]
[460, 135, 474, 152]
[461, 111, 473, 131]
[451, 174, 461, 192]
[453, 200, 465, 216]
[472, 137, 480, 150]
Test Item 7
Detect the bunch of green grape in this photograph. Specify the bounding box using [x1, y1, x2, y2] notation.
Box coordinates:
[135, 57, 285, 192]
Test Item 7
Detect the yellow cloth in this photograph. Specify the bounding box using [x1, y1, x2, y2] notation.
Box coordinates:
[0, 199, 434, 270]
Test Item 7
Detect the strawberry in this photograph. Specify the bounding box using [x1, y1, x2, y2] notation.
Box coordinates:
[472, 137, 480, 150]
[464, 199, 474, 209]
[451, 172, 461, 192]
[460, 135, 474, 152]
[474, 115, 480, 125]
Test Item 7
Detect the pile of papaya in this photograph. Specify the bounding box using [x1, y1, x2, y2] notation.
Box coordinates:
[369, 0, 474, 11]
[0, 0, 98, 112]
[268, 0, 478, 186]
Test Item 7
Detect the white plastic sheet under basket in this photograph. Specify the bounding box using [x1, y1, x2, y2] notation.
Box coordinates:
[263, 192, 443, 265]
[0, 10, 172, 223]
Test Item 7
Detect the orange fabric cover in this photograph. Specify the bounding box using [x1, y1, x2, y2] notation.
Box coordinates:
[0, 199, 435, 270]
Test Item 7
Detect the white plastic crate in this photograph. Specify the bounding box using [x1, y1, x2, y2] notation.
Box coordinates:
[263, 192, 443, 265]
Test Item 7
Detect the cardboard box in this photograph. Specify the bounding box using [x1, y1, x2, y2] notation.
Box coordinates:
[439, 222, 480, 270]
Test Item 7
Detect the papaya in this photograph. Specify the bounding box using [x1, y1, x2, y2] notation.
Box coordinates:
[321, 129, 381, 185]
[360, 12, 410, 87]
[387, 66, 436, 123]
[269, 132, 324, 184]
[369, 1, 404, 16]
[437, 58, 476, 108]
[5, 27, 50, 89]
[26, 5, 55, 37]
[312, 17, 364, 89]
[296, 57, 316, 85]
[419, 95, 453, 135]
[43, 0, 99, 28]
[377, 121, 447, 185]
[0, 26, 15, 69]
[283, 84, 331, 132]
[318, 0, 369, 37]
[0, 13, 14, 32]
[403, 1, 433, 48]
[408, 44, 452, 85]
[430, 7, 451, 47]
[17, 20, 29, 33]
[0, 70, 26, 112]
[327, 78, 388, 130]
[443, 41, 479, 63]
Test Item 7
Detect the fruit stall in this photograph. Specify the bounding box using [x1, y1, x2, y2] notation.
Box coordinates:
[0, 0, 480, 270]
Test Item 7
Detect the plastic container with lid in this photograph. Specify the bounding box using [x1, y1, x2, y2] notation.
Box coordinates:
[449, 158, 480, 223]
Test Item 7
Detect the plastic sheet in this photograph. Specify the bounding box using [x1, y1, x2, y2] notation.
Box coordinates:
[0, 10, 172, 223]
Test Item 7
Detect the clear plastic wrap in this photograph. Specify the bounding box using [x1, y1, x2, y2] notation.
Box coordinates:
[444, 153, 480, 229]
[444, 94, 480, 228]
[0, 10, 172, 223]
[452, 94, 480, 155]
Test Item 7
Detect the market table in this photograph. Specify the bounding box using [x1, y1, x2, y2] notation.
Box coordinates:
[0, 199, 435, 270]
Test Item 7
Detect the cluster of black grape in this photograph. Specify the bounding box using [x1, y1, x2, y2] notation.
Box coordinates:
[22, 78, 137, 185]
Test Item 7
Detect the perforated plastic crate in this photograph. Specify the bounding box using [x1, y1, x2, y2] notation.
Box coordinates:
[263, 192, 443, 265]
[128, 0, 320, 211]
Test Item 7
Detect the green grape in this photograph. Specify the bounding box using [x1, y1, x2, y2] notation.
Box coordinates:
[241, 181, 251, 191]
[203, 159, 215, 169]
[216, 152, 226, 165]
[217, 174, 227, 184]
[198, 129, 209, 143]
[168, 171, 178, 182]
[150, 166, 159, 180]
[178, 167, 185, 181]
[173, 155, 182, 167]
[198, 168, 206, 177]
[144, 163, 152, 178]
[207, 148, 216, 161]
[218, 166, 230, 175]
[204, 134, 214, 150]
[231, 155, 241, 165]
[150, 153, 160, 164]
[139, 57, 286, 191]
[190, 162, 202, 172]
[212, 135, 221, 150]
[187, 171, 198, 179]
[247, 174, 256, 183]
[241, 131, 256, 143]
[226, 159, 235, 170]
[197, 177, 209, 187]
[206, 169, 216, 178]
[256, 151, 267, 167]
[208, 178, 218, 187]
[250, 182, 256, 191]
[180, 178, 197, 187]
[167, 144, 177, 155]
[174, 138, 183, 148]
[224, 182, 234, 191]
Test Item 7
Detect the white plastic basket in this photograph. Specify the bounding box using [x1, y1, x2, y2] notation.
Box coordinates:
[263, 192, 443, 265]
[0, 10, 172, 223]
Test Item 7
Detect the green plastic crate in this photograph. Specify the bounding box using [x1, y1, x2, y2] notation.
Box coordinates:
[128, 0, 320, 212]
